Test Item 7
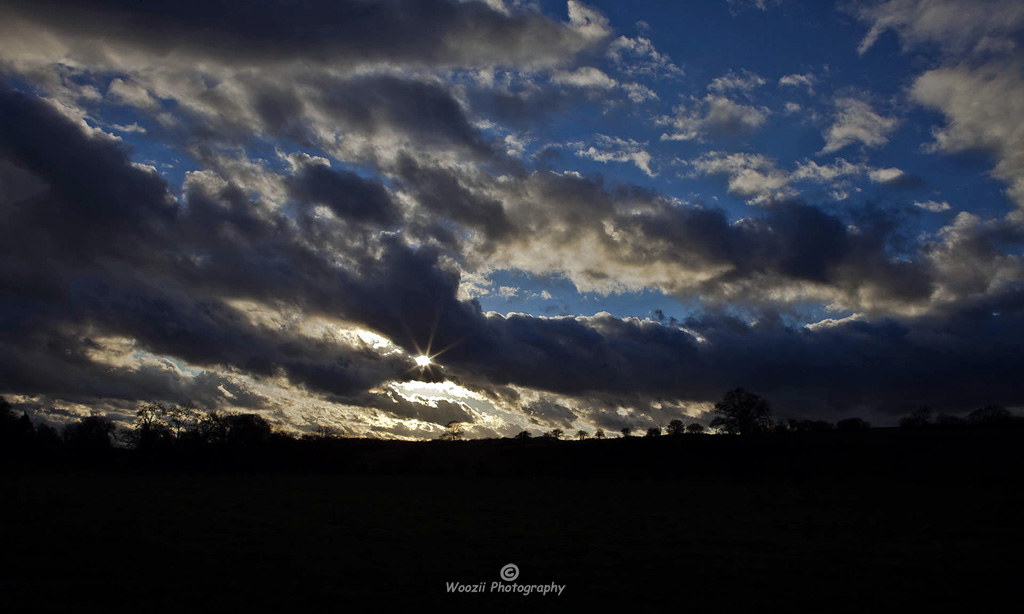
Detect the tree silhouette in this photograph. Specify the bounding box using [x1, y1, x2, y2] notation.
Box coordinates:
[709, 388, 773, 435]
[548, 428, 564, 440]
[685, 422, 705, 435]
[666, 419, 685, 436]
[594, 428, 605, 439]
[168, 402, 201, 438]
[225, 413, 272, 446]
[35, 422, 61, 451]
[786, 418, 833, 433]
[304, 425, 343, 440]
[64, 415, 116, 450]
[1, 397, 35, 452]
[194, 410, 229, 444]
[935, 413, 966, 427]
[968, 404, 1012, 426]
[620, 427, 632, 438]
[441, 420, 465, 441]
[899, 407, 932, 429]
[576, 430, 588, 440]
[133, 402, 172, 449]
[513, 430, 532, 439]
[645, 427, 661, 437]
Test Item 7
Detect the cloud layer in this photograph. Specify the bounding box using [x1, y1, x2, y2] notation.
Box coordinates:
[2, 0, 1023, 437]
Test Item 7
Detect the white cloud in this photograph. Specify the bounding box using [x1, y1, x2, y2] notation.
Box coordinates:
[622, 82, 658, 103]
[693, 155, 908, 204]
[915, 200, 953, 212]
[575, 134, 655, 176]
[869, 167, 905, 183]
[912, 62, 1024, 208]
[792, 158, 865, 182]
[661, 95, 769, 141]
[106, 78, 159, 110]
[708, 69, 766, 94]
[804, 313, 864, 331]
[689, 151, 793, 203]
[778, 72, 816, 93]
[606, 36, 684, 78]
[567, 1, 612, 41]
[857, 0, 1024, 56]
[110, 122, 147, 134]
[820, 98, 898, 154]
[726, 0, 781, 12]
[552, 66, 618, 89]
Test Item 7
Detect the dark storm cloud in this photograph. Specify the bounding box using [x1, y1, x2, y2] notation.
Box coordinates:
[368, 391, 476, 426]
[684, 289, 1024, 415]
[0, 330, 270, 411]
[486, 168, 936, 308]
[684, 201, 935, 304]
[2, 84, 1022, 427]
[439, 297, 1024, 418]
[0, 88, 413, 404]
[524, 399, 577, 428]
[0, 0, 600, 68]
[309, 74, 495, 158]
[395, 155, 513, 240]
[287, 162, 399, 226]
[0, 89, 176, 265]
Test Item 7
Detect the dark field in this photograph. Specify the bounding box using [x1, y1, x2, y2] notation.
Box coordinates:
[3, 429, 1023, 611]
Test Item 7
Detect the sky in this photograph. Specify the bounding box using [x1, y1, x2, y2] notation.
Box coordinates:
[1, 0, 1023, 439]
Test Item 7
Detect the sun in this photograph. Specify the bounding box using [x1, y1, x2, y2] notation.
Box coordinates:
[415, 355, 432, 367]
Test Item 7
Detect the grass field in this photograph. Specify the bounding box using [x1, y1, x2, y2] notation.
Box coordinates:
[3, 431, 1023, 610]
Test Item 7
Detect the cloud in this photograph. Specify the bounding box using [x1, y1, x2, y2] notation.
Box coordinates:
[606, 36, 685, 78]
[915, 200, 953, 212]
[912, 62, 1024, 209]
[0, 0, 608, 70]
[3, 0, 1024, 435]
[708, 70, 767, 94]
[868, 167, 907, 184]
[691, 153, 906, 204]
[622, 82, 659, 103]
[857, 0, 1024, 56]
[552, 66, 618, 89]
[820, 98, 898, 154]
[106, 78, 159, 110]
[689, 152, 793, 203]
[661, 95, 769, 141]
[726, 0, 782, 12]
[286, 159, 400, 226]
[2, 83, 1022, 428]
[574, 134, 655, 176]
[778, 72, 816, 93]
[0, 88, 423, 409]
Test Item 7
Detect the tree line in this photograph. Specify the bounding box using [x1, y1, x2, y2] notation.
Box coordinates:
[444, 387, 1020, 440]
[2, 388, 1020, 460]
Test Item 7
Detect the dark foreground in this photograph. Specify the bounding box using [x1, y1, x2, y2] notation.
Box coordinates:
[3, 429, 1023, 611]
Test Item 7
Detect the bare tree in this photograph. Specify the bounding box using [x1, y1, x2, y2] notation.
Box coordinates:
[168, 402, 201, 439]
[441, 420, 465, 441]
